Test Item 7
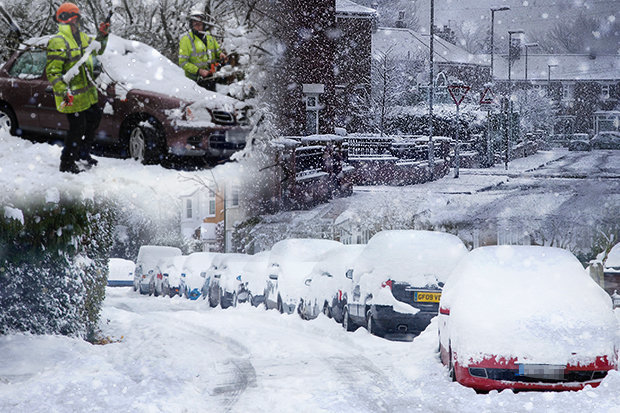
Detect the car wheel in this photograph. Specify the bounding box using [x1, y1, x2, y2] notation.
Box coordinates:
[153, 284, 160, 297]
[232, 292, 238, 308]
[127, 117, 164, 165]
[247, 293, 253, 306]
[0, 104, 18, 136]
[343, 307, 355, 332]
[277, 297, 283, 314]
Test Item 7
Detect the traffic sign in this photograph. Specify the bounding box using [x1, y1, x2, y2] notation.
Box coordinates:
[479, 87, 496, 104]
[448, 84, 470, 107]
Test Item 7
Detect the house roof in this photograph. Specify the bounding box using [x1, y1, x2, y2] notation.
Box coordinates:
[372, 27, 489, 66]
[336, 0, 377, 17]
[493, 54, 620, 81]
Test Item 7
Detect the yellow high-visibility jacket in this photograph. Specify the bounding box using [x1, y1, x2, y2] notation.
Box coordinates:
[179, 30, 221, 80]
[45, 24, 107, 113]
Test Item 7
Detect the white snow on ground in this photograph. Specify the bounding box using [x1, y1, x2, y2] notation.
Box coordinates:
[0, 130, 247, 220]
[0, 289, 618, 413]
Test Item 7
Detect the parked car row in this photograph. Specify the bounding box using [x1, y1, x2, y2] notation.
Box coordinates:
[119, 232, 618, 393]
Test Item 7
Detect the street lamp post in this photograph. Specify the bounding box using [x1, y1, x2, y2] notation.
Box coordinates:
[428, 0, 435, 179]
[524, 42, 538, 81]
[490, 6, 510, 79]
[506, 29, 524, 170]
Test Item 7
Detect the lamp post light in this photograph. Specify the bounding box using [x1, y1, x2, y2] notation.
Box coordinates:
[490, 6, 510, 79]
[524, 42, 538, 81]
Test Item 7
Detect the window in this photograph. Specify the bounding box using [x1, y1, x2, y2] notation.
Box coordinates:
[601, 84, 610, 100]
[185, 199, 192, 219]
[9, 50, 47, 78]
[209, 198, 216, 216]
[230, 185, 240, 207]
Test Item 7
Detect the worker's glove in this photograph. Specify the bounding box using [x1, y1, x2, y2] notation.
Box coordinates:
[98, 22, 110, 37]
[61, 92, 74, 108]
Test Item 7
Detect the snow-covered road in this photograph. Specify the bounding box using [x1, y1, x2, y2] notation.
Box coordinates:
[1, 288, 619, 413]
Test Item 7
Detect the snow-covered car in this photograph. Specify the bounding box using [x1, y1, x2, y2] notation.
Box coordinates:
[240, 251, 270, 307]
[0, 35, 249, 164]
[297, 244, 365, 321]
[438, 245, 618, 392]
[107, 258, 135, 287]
[133, 245, 182, 295]
[156, 255, 188, 297]
[603, 243, 620, 298]
[180, 252, 221, 300]
[567, 139, 591, 151]
[264, 238, 343, 314]
[590, 131, 620, 150]
[204, 253, 253, 308]
[344, 230, 468, 340]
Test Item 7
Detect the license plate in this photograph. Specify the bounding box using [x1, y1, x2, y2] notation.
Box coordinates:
[518, 364, 565, 380]
[226, 128, 247, 144]
[414, 291, 441, 303]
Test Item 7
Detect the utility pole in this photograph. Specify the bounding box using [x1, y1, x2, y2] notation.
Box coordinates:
[490, 6, 510, 79]
[428, 0, 435, 179]
[506, 29, 524, 170]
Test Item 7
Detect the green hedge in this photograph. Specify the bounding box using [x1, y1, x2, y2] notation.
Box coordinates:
[0, 196, 114, 340]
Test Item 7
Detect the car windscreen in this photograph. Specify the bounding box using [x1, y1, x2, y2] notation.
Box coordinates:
[9, 49, 46, 79]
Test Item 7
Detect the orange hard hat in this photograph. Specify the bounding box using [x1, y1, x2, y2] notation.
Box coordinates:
[56, 3, 81, 24]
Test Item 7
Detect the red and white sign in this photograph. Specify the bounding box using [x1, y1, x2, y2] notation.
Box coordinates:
[479, 87, 496, 105]
[448, 84, 470, 106]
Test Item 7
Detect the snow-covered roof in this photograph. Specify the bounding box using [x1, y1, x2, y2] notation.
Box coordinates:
[373, 27, 489, 66]
[493, 54, 620, 81]
[336, 0, 377, 17]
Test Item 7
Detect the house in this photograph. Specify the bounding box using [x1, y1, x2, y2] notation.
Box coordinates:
[492, 53, 620, 133]
[372, 26, 491, 98]
[180, 181, 243, 253]
[272, 0, 377, 136]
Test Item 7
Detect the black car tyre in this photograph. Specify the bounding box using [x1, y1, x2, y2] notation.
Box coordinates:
[343, 307, 355, 332]
[127, 117, 164, 165]
[232, 292, 238, 308]
[277, 296, 283, 314]
[448, 347, 456, 382]
[0, 104, 18, 136]
[247, 293, 253, 306]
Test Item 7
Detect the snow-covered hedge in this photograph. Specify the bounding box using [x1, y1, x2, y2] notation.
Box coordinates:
[384, 104, 486, 138]
[0, 196, 114, 340]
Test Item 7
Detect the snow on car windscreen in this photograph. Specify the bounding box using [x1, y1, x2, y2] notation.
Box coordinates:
[442, 246, 617, 366]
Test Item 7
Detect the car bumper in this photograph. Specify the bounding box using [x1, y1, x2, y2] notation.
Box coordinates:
[371, 305, 436, 339]
[166, 126, 247, 158]
[107, 280, 133, 287]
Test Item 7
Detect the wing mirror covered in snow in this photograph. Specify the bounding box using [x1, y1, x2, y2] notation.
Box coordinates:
[200, 271, 207, 278]
[269, 274, 278, 280]
[345, 269, 353, 280]
[304, 278, 312, 286]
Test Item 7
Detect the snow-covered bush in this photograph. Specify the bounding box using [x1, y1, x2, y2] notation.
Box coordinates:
[0, 196, 114, 340]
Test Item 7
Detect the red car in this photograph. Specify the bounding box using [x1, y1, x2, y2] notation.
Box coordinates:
[0, 35, 249, 164]
[438, 246, 618, 392]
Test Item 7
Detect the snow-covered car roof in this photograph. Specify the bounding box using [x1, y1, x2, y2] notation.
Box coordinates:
[308, 244, 365, 283]
[183, 252, 220, 275]
[353, 230, 468, 286]
[441, 246, 617, 365]
[268, 238, 342, 264]
[136, 246, 182, 270]
[108, 258, 135, 281]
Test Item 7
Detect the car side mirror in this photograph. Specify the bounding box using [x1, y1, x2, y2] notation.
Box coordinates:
[163, 273, 169, 278]
[345, 269, 353, 279]
[200, 271, 206, 278]
[269, 274, 278, 280]
[304, 278, 312, 286]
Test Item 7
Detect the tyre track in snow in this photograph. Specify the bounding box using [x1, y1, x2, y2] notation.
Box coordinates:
[325, 355, 424, 412]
